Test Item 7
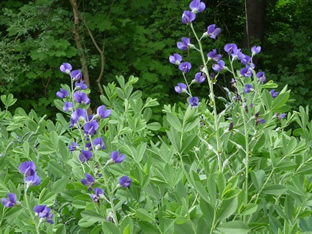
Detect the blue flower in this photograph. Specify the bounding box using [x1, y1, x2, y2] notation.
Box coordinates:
[207, 49, 222, 62]
[194, 72, 206, 83]
[212, 60, 225, 72]
[205, 24, 221, 39]
[71, 108, 88, 125]
[83, 120, 99, 136]
[63, 102, 73, 112]
[189, 0, 206, 13]
[188, 97, 199, 108]
[182, 11, 196, 24]
[81, 173, 95, 187]
[251, 46, 261, 55]
[110, 151, 126, 163]
[73, 91, 90, 104]
[60, 63, 72, 74]
[96, 105, 111, 119]
[179, 62, 192, 73]
[177, 38, 192, 50]
[270, 89, 279, 98]
[256, 72, 266, 83]
[224, 43, 238, 55]
[56, 88, 69, 99]
[91, 188, 104, 202]
[169, 53, 182, 65]
[1, 193, 17, 208]
[79, 150, 93, 163]
[70, 70, 82, 81]
[174, 83, 187, 93]
[75, 80, 87, 90]
[243, 84, 253, 94]
[93, 137, 106, 150]
[119, 176, 132, 188]
[34, 205, 53, 224]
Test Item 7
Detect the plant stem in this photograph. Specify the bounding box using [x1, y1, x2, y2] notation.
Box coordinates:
[190, 23, 222, 172]
[24, 188, 40, 234]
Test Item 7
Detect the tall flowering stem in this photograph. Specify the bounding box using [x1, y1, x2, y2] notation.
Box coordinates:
[190, 23, 222, 172]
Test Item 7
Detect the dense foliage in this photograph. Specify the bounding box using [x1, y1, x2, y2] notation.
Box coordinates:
[1, 0, 312, 233]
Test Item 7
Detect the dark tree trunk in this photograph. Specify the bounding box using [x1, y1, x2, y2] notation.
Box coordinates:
[243, 0, 267, 48]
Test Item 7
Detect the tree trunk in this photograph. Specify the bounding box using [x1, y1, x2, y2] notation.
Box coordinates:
[243, 0, 267, 48]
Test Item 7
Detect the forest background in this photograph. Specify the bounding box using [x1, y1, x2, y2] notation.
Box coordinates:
[0, 0, 311, 118]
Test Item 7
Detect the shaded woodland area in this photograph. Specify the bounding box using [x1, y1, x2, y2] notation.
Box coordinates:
[0, 0, 311, 117]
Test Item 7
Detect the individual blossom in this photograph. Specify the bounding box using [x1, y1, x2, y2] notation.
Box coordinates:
[230, 78, 236, 87]
[1, 193, 17, 208]
[224, 43, 238, 55]
[83, 120, 99, 136]
[179, 62, 192, 73]
[188, 97, 199, 108]
[68, 142, 78, 152]
[256, 118, 266, 126]
[19, 162, 41, 186]
[90, 188, 104, 202]
[212, 60, 225, 72]
[71, 108, 88, 125]
[182, 11, 196, 24]
[79, 150, 93, 163]
[207, 49, 222, 62]
[175, 83, 187, 93]
[270, 89, 279, 98]
[177, 38, 192, 50]
[110, 151, 126, 163]
[251, 46, 261, 56]
[96, 105, 111, 119]
[81, 173, 95, 187]
[243, 84, 253, 94]
[93, 137, 106, 150]
[169, 53, 182, 65]
[63, 102, 73, 112]
[85, 142, 92, 151]
[73, 91, 90, 104]
[189, 0, 206, 13]
[60, 63, 72, 74]
[119, 176, 132, 188]
[240, 55, 251, 65]
[256, 72, 266, 83]
[277, 113, 287, 120]
[232, 48, 244, 60]
[34, 205, 53, 224]
[240, 67, 252, 77]
[75, 80, 88, 90]
[70, 70, 82, 81]
[56, 88, 69, 99]
[194, 72, 206, 83]
[204, 24, 221, 39]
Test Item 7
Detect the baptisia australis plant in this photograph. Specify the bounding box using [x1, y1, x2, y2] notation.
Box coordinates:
[56, 62, 132, 225]
[166, 0, 293, 232]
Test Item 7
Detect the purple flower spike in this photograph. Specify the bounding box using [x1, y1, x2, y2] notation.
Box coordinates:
[169, 53, 182, 65]
[81, 173, 95, 187]
[190, 0, 206, 13]
[240, 67, 252, 77]
[188, 97, 199, 108]
[195, 72, 206, 83]
[79, 150, 93, 163]
[256, 72, 266, 83]
[60, 63, 72, 74]
[224, 43, 238, 55]
[177, 38, 191, 51]
[56, 88, 69, 99]
[243, 84, 253, 94]
[19, 161, 36, 174]
[70, 70, 83, 81]
[75, 80, 88, 90]
[175, 83, 187, 93]
[207, 49, 222, 62]
[71, 108, 88, 125]
[182, 11, 196, 24]
[91, 187, 104, 202]
[251, 46, 261, 55]
[63, 102, 73, 112]
[68, 142, 78, 152]
[96, 105, 111, 119]
[1, 193, 17, 208]
[83, 120, 99, 136]
[179, 62, 192, 73]
[73, 91, 90, 105]
[206, 24, 221, 39]
[110, 151, 126, 163]
[270, 89, 279, 98]
[93, 137, 106, 150]
[119, 176, 132, 188]
[212, 60, 225, 72]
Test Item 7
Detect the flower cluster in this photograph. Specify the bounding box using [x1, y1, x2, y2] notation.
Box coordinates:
[34, 205, 54, 224]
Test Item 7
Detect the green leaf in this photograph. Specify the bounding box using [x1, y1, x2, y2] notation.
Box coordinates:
[81, 210, 105, 224]
[174, 221, 195, 234]
[166, 113, 182, 132]
[102, 222, 120, 234]
[217, 196, 238, 222]
[262, 185, 287, 195]
[138, 221, 160, 234]
[52, 176, 68, 193]
[250, 170, 265, 191]
[136, 208, 155, 222]
[271, 92, 290, 112]
[217, 221, 249, 234]
[240, 204, 258, 215]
